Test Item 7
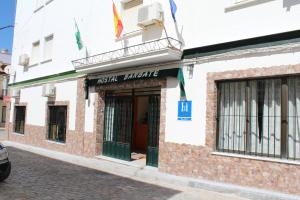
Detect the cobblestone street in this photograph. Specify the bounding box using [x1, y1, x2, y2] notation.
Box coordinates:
[0, 147, 180, 200]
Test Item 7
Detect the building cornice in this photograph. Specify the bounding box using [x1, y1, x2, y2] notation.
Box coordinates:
[9, 70, 83, 88]
[182, 29, 300, 60]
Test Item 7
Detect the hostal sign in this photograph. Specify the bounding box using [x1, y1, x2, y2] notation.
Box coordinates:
[87, 68, 179, 86]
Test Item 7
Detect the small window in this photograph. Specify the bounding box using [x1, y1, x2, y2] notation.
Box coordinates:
[121, 0, 143, 35]
[1, 106, 6, 123]
[43, 35, 53, 62]
[48, 106, 67, 143]
[31, 41, 40, 65]
[14, 106, 26, 134]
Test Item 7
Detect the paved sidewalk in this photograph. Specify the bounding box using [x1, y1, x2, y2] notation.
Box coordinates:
[2, 141, 300, 200]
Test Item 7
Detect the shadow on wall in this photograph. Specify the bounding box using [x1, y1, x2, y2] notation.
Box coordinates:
[283, 0, 300, 11]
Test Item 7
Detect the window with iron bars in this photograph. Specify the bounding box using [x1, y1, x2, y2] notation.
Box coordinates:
[217, 76, 300, 160]
[2, 106, 6, 123]
[48, 106, 67, 143]
[14, 106, 26, 134]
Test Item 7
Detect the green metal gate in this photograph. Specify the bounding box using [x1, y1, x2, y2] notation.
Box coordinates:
[103, 95, 133, 161]
[146, 95, 160, 167]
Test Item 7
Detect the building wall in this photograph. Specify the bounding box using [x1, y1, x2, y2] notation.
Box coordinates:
[11, 0, 300, 82]
[6, 79, 98, 156]
[177, 0, 300, 48]
[165, 49, 300, 146]
[9, 80, 77, 129]
[158, 43, 300, 194]
[8, 0, 300, 195]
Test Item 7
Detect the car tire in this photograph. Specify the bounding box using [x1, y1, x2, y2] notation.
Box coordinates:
[0, 162, 11, 182]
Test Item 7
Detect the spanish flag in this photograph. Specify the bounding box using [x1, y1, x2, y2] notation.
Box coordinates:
[113, 1, 123, 38]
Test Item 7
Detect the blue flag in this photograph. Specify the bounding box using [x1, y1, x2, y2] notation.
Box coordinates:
[169, 0, 177, 22]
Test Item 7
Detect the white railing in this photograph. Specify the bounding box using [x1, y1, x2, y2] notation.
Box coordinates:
[72, 37, 182, 69]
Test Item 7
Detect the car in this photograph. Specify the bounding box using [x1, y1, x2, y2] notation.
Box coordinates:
[0, 143, 11, 182]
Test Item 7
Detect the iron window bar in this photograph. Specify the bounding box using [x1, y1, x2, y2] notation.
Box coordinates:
[217, 76, 300, 160]
[48, 106, 67, 143]
[72, 37, 182, 69]
[14, 106, 26, 134]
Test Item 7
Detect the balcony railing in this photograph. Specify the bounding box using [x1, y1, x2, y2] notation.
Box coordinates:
[72, 37, 182, 69]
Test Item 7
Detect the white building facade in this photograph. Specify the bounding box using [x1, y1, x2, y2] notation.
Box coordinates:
[7, 0, 300, 195]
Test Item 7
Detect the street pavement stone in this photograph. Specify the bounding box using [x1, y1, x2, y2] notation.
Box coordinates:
[0, 147, 181, 200]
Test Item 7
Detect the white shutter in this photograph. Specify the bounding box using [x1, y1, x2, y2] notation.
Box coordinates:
[31, 41, 40, 65]
[44, 35, 53, 61]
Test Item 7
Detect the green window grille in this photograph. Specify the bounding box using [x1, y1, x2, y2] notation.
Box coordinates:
[146, 95, 160, 167]
[103, 96, 133, 161]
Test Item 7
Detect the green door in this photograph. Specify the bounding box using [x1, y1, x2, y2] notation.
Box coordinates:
[103, 96, 133, 161]
[146, 95, 160, 167]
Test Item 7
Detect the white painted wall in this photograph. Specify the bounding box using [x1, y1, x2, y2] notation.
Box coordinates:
[176, 0, 300, 49]
[11, 0, 300, 83]
[9, 80, 77, 130]
[55, 80, 77, 130]
[19, 85, 47, 126]
[165, 50, 300, 146]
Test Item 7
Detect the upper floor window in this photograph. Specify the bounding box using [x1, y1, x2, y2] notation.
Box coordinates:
[217, 76, 300, 160]
[43, 35, 53, 62]
[31, 41, 40, 65]
[121, 0, 143, 36]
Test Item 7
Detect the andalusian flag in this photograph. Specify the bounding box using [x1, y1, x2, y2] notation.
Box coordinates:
[74, 21, 83, 50]
[113, 1, 123, 38]
[177, 68, 186, 99]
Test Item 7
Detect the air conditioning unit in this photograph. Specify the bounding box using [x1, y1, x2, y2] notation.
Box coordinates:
[11, 88, 20, 98]
[42, 84, 55, 97]
[19, 54, 30, 67]
[137, 2, 163, 28]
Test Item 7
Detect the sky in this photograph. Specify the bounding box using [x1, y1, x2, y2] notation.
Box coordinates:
[0, 0, 16, 54]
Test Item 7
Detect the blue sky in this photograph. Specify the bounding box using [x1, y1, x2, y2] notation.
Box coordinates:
[0, 0, 16, 53]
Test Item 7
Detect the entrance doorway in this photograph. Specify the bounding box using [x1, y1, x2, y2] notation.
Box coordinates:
[102, 88, 160, 167]
[132, 96, 148, 157]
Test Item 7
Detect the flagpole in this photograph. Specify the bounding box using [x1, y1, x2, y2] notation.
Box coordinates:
[162, 23, 172, 47]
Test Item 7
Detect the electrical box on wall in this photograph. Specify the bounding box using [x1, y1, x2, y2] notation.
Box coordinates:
[137, 2, 163, 28]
